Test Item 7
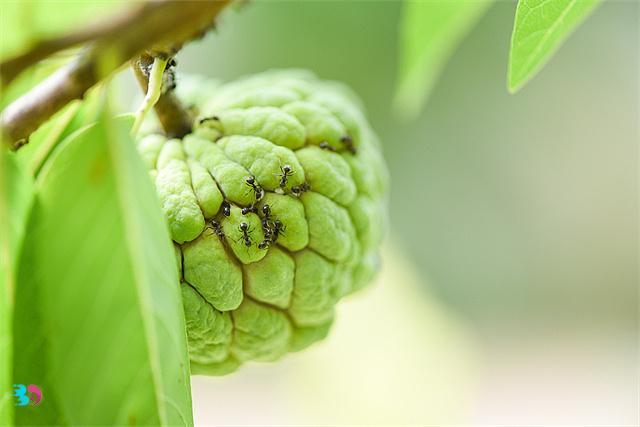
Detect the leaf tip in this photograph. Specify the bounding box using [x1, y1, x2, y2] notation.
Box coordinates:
[506, 58, 528, 94]
[507, 75, 522, 94]
[391, 86, 424, 122]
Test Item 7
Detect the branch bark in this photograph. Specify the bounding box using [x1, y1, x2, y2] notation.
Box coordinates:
[1, 3, 150, 86]
[1, 0, 230, 149]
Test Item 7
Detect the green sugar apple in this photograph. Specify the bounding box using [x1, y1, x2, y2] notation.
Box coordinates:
[136, 69, 388, 375]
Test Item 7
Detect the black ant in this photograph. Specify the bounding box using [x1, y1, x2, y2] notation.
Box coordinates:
[340, 135, 357, 154]
[319, 141, 336, 152]
[236, 222, 254, 247]
[261, 204, 272, 224]
[271, 220, 286, 243]
[291, 182, 310, 196]
[198, 115, 220, 125]
[260, 204, 273, 235]
[256, 205, 275, 250]
[244, 176, 264, 201]
[221, 201, 231, 217]
[207, 219, 225, 239]
[164, 58, 178, 90]
[275, 164, 294, 189]
[241, 205, 258, 215]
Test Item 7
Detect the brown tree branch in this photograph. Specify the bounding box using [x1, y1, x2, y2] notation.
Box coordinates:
[0, 0, 230, 149]
[1, 52, 96, 149]
[1, 3, 150, 86]
[132, 55, 193, 138]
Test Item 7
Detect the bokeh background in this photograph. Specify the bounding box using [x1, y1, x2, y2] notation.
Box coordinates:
[124, 1, 638, 425]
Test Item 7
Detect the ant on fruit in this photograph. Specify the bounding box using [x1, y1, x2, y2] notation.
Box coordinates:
[236, 222, 254, 247]
[319, 141, 336, 152]
[221, 201, 231, 217]
[244, 176, 264, 201]
[260, 204, 273, 236]
[340, 135, 357, 154]
[291, 182, 310, 196]
[207, 219, 225, 240]
[256, 205, 277, 250]
[198, 115, 220, 125]
[275, 164, 294, 189]
[241, 205, 258, 215]
[271, 220, 286, 243]
[261, 204, 272, 224]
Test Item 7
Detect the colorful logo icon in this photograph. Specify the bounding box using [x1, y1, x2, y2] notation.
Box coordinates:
[13, 384, 42, 407]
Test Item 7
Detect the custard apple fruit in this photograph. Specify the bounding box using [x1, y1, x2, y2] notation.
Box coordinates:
[136, 69, 388, 375]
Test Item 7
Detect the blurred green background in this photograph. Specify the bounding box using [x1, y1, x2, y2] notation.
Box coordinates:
[120, 1, 637, 424]
[175, 0, 637, 327]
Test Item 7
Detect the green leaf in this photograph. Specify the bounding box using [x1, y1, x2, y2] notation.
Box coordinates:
[508, 0, 602, 92]
[0, 256, 8, 426]
[1, 1, 129, 61]
[0, 148, 35, 425]
[14, 113, 193, 425]
[394, 0, 493, 118]
[1, 151, 35, 289]
[13, 101, 80, 176]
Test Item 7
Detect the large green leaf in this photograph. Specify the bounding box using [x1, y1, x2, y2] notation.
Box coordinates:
[394, 0, 493, 118]
[0, 149, 35, 425]
[508, 0, 602, 92]
[14, 113, 193, 425]
[0, 248, 8, 426]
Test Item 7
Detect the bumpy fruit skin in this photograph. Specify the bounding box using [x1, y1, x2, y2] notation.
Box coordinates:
[137, 69, 389, 375]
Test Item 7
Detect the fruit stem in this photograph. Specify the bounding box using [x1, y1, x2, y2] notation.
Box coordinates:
[132, 56, 168, 136]
[132, 54, 193, 139]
